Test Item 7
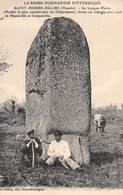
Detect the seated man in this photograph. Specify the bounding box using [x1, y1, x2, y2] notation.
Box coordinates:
[21, 129, 42, 167]
[46, 130, 81, 170]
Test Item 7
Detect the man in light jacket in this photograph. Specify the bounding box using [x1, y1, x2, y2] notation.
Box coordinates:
[46, 130, 81, 170]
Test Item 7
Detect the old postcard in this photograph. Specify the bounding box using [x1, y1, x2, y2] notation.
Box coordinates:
[0, 0, 123, 193]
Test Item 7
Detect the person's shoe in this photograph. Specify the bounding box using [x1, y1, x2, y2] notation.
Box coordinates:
[75, 167, 83, 171]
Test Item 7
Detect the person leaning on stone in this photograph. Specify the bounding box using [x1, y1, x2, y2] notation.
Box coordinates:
[21, 129, 42, 167]
[46, 130, 82, 170]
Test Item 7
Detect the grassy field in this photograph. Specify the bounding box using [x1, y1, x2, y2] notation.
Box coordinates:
[0, 118, 123, 188]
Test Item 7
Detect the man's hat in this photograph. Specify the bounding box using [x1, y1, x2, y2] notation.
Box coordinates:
[54, 130, 63, 137]
[27, 129, 35, 136]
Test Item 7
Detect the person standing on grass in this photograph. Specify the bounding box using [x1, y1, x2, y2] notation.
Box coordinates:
[46, 130, 82, 170]
[21, 129, 42, 167]
[94, 112, 106, 133]
[94, 112, 102, 132]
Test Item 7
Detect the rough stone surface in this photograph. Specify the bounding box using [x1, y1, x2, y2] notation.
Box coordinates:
[26, 17, 91, 164]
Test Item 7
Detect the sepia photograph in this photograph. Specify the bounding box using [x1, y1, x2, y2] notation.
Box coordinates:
[0, 0, 123, 190]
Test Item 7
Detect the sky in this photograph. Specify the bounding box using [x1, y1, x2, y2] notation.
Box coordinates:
[0, 0, 123, 108]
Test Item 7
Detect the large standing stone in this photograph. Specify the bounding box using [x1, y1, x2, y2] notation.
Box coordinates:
[26, 17, 91, 164]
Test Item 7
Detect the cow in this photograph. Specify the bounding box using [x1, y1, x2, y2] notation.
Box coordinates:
[94, 114, 106, 133]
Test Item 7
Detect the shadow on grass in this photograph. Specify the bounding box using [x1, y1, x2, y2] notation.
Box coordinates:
[91, 151, 115, 166]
